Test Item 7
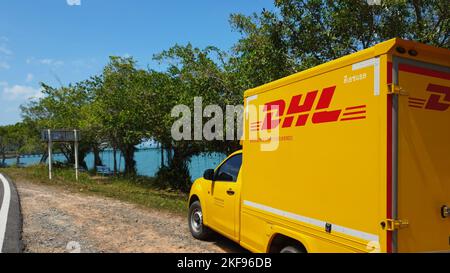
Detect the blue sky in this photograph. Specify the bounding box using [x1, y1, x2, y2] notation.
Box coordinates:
[0, 0, 274, 126]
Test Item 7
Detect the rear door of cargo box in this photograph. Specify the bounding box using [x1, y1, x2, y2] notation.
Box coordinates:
[395, 57, 450, 252]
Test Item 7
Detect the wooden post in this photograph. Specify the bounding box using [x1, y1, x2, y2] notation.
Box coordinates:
[48, 129, 52, 180]
[74, 130, 79, 181]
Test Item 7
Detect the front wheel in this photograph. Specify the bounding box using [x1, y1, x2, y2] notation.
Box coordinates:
[188, 201, 212, 240]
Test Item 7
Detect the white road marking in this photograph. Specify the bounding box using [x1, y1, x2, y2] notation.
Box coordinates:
[0, 173, 11, 253]
[243, 200, 379, 243]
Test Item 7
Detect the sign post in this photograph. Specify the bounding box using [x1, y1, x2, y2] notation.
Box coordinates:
[74, 129, 79, 181]
[42, 129, 80, 181]
[47, 129, 52, 180]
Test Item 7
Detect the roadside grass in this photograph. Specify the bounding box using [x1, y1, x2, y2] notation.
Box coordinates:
[1, 165, 188, 215]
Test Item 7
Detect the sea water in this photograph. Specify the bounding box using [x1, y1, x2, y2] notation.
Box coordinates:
[4, 149, 226, 181]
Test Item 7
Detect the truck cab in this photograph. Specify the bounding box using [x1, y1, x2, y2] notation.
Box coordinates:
[188, 151, 243, 243]
[188, 150, 305, 253]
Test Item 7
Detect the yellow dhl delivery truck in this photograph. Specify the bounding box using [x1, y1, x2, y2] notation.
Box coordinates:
[188, 38, 450, 253]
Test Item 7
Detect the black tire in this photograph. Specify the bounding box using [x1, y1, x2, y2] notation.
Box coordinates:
[280, 245, 305, 253]
[188, 201, 213, 240]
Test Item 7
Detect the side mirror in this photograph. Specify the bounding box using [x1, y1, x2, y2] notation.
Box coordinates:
[203, 169, 215, 181]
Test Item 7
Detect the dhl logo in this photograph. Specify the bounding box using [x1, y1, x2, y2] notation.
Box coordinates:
[250, 85, 366, 131]
[408, 84, 450, 111]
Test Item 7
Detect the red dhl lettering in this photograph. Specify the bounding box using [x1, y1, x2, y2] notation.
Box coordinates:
[252, 85, 366, 132]
[408, 84, 450, 111]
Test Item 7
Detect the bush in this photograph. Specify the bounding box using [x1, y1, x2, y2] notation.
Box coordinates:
[155, 164, 192, 192]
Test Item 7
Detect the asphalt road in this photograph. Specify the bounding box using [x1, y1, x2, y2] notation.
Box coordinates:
[0, 173, 22, 253]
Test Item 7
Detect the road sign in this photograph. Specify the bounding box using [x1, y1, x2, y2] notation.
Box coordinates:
[42, 129, 80, 181]
[41, 130, 80, 142]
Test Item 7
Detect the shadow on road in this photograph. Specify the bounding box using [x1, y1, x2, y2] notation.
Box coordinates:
[209, 233, 250, 253]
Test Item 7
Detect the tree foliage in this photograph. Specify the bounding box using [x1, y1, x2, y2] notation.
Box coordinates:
[230, 0, 449, 84]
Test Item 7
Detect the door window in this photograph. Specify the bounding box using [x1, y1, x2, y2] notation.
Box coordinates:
[214, 154, 242, 182]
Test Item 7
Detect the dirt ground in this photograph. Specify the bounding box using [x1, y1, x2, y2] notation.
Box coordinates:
[14, 179, 245, 253]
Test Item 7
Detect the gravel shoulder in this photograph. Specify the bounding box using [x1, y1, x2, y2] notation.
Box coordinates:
[15, 179, 244, 253]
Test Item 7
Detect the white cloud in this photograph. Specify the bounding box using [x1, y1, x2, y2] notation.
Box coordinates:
[0, 36, 12, 56]
[26, 57, 64, 67]
[2, 84, 43, 101]
[0, 45, 12, 56]
[67, 0, 81, 6]
[0, 37, 12, 70]
[0, 61, 10, 70]
[26, 73, 34, 82]
[40, 59, 52, 65]
[71, 58, 97, 69]
[40, 58, 64, 66]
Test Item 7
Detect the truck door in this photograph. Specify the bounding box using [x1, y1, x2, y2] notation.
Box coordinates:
[208, 153, 242, 239]
[395, 57, 450, 252]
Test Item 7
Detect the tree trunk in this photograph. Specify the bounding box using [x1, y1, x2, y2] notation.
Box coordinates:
[113, 146, 117, 175]
[160, 144, 164, 168]
[93, 146, 103, 170]
[40, 153, 48, 164]
[167, 143, 173, 164]
[169, 147, 191, 191]
[76, 152, 87, 170]
[61, 144, 72, 163]
[66, 144, 87, 170]
[121, 144, 136, 176]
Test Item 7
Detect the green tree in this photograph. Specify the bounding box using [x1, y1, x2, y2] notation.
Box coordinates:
[151, 44, 241, 190]
[230, 0, 449, 88]
[21, 80, 101, 169]
[0, 123, 40, 165]
[94, 56, 149, 175]
[229, 10, 296, 89]
[0, 125, 15, 165]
